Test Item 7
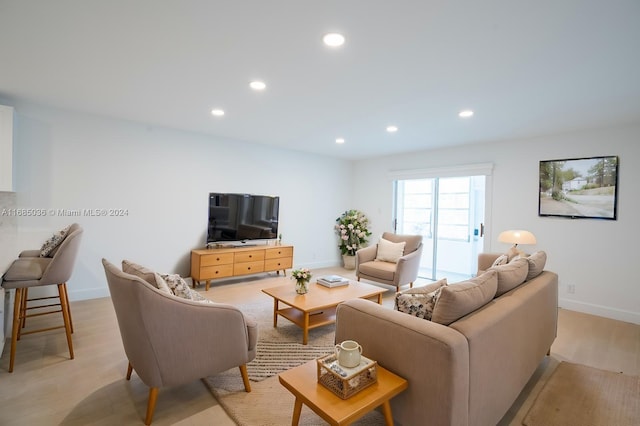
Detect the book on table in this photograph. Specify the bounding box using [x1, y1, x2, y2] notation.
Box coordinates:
[317, 275, 349, 287]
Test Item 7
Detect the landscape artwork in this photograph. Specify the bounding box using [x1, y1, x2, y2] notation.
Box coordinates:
[538, 156, 618, 220]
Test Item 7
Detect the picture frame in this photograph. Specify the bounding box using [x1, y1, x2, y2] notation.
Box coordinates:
[538, 155, 618, 220]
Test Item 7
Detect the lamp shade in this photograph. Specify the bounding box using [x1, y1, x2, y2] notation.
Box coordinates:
[498, 230, 537, 245]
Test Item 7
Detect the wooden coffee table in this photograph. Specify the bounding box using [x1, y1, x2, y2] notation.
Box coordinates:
[262, 281, 386, 345]
[279, 360, 407, 425]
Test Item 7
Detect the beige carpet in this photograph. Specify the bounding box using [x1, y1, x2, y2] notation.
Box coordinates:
[204, 297, 386, 425]
[523, 362, 640, 426]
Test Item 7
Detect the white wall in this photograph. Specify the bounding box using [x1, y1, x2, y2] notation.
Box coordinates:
[353, 124, 640, 324]
[7, 102, 353, 300]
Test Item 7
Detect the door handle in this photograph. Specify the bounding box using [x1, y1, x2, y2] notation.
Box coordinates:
[480, 223, 485, 237]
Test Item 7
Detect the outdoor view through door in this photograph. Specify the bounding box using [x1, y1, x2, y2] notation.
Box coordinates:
[394, 176, 485, 282]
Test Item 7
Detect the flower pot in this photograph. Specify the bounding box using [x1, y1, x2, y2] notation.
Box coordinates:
[342, 254, 356, 270]
[295, 280, 309, 294]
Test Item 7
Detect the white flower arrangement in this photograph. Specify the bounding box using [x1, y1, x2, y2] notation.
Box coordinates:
[335, 209, 372, 256]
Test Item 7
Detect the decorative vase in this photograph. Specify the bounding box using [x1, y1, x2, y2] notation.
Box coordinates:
[295, 280, 309, 294]
[342, 254, 356, 270]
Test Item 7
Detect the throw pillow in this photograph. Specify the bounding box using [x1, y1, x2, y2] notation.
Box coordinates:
[491, 254, 509, 267]
[153, 272, 172, 294]
[394, 278, 447, 320]
[375, 238, 406, 263]
[122, 260, 163, 289]
[526, 251, 547, 280]
[506, 246, 520, 262]
[489, 257, 529, 296]
[161, 273, 212, 303]
[39, 225, 71, 257]
[431, 270, 498, 326]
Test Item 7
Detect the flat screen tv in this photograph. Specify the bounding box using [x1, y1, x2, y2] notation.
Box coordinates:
[538, 155, 618, 220]
[207, 193, 280, 244]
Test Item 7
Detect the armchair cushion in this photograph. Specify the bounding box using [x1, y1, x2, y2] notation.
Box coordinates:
[375, 238, 406, 263]
[40, 225, 71, 257]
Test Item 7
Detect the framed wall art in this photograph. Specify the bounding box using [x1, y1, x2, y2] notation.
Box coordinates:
[538, 155, 618, 220]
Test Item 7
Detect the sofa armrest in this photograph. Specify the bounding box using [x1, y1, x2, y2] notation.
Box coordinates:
[393, 243, 423, 286]
[477, 252, 501, 273]
[335, 299, 469, 426]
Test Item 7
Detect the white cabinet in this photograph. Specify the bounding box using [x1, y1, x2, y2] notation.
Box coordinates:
[0, 105, 14, 192]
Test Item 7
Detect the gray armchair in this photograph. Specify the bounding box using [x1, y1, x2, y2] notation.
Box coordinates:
[356, 232, 423, 290]
[102, 259, 257, 425]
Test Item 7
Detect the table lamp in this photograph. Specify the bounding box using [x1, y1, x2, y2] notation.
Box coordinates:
[498, 230, 537, 249]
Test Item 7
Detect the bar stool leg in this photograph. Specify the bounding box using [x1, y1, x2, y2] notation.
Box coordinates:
[58, 283, 74, 360]
[8, 288, 24, 373]
[61, 283, 74, 333]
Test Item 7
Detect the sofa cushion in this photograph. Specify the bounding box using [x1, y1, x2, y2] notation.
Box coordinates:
[489, 257, 529, 296]
[376, 238, 406, 263]
[526, 251, 547, 280]
[39, 225, 71, 257]
[431, 270, 498, 325]
[395, 278, 447, 320]
[122, 259, 162, 288]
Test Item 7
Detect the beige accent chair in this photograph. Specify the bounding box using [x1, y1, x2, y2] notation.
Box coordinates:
[356, 232, 423, 289]
[1, 223, 83, 372]
[102, 259, 257, 425]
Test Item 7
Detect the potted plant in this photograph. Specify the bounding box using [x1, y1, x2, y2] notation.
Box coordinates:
[335, 209, 372, 269]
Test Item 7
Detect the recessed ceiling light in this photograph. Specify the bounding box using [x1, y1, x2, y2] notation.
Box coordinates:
[323, 33, 345, 47]
[386, 125, 398, 133]
[249, 80, 266, 91]
[459, 110, 474, 118]
[335, 138, 345, 144]
[211, 109, 225, 117]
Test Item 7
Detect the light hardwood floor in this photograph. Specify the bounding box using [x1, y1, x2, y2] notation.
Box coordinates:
[0, 267, 638, 426]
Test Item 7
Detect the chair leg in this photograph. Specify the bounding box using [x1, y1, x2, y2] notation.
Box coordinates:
[60, 283, 74, 333]
[239, 364, 251, 392]
[57, 283, 74, 360]
[126, 362, 133, 380]
[145, 387, 159, 425]
[8, 288, 24, 372]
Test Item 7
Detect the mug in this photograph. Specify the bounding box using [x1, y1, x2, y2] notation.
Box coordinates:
[335, 340, 362, 368]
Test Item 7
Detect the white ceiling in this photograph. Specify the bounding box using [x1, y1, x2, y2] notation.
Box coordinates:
[1, 1, 639, 160]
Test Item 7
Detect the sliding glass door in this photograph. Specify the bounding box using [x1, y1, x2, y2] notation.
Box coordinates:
[394, 174, 486, 282]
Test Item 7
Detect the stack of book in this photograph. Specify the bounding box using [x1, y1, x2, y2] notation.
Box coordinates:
[317, 275, 350, 288]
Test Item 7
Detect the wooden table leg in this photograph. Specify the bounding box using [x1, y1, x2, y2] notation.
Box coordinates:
[291, 397, 303, 426]
[376, 293, 382, 304]
[381, 400, 393, 426]
[273, 299, 279, 327]
[302, 312, 309, 345]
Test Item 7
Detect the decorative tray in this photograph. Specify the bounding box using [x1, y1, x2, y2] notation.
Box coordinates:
[316, 353, 378, 399]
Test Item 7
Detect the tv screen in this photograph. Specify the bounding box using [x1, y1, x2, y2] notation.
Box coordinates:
[207, 193, 280, 243]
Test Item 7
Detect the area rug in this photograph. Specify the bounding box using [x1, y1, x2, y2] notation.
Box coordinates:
[522, 361, 640, 426]
[246, 341, 334, 381]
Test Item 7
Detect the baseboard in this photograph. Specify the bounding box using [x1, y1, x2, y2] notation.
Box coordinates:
[559, 298, 640, 325]
[69, 287, 110, 302]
